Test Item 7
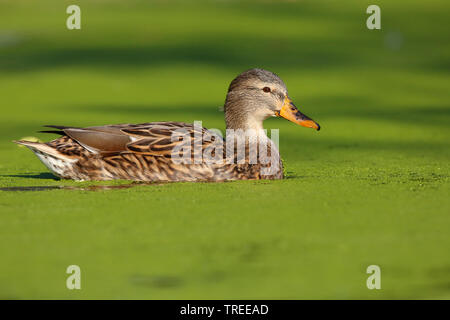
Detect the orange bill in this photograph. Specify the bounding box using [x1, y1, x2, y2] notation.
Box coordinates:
[276, 97, 320, 131]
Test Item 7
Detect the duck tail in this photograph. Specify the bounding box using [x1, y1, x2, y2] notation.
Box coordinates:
[13, 140, 76, 178]
[13, 140, 66, 159]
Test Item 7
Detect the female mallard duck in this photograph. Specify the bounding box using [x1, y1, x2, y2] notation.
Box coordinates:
[14, 69, 320, 182]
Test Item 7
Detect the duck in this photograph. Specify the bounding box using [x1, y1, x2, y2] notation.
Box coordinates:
[14, 68, 320, 182]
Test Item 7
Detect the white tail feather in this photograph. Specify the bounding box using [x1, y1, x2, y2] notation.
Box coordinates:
[13, 140, 76, 177]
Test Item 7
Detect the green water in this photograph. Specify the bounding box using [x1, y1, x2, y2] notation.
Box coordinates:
[0, 0, 449, 299]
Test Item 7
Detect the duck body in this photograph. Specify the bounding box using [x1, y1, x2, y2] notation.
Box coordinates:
[15, 69, 319, 182]
[15, 122, 284, 181]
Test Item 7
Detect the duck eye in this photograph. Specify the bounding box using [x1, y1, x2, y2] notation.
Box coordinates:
[262, 87, 271, 93]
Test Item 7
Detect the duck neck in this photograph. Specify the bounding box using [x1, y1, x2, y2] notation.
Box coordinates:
[226, 115, 265, 132]
[224, 98, 266, 132]
[224, 105, 274, 151]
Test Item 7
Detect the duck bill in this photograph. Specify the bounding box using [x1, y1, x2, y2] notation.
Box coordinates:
[277, 97, 320, 131]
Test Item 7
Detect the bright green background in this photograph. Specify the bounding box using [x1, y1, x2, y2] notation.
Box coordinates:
[0, 0, 449, 299]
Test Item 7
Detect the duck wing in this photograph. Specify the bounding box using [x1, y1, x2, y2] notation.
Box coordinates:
[122, 122, 224, 158]
[44, 122, 224, 158]
[43, 125, 132, 153]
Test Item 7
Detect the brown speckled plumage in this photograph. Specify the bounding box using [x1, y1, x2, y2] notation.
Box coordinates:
[14, 69, 319, 182]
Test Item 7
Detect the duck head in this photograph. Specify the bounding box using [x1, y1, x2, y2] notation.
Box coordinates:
[224, 68, 320, 131]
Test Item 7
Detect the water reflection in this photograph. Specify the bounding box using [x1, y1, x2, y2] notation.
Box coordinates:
[0, 183, 163, 192]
